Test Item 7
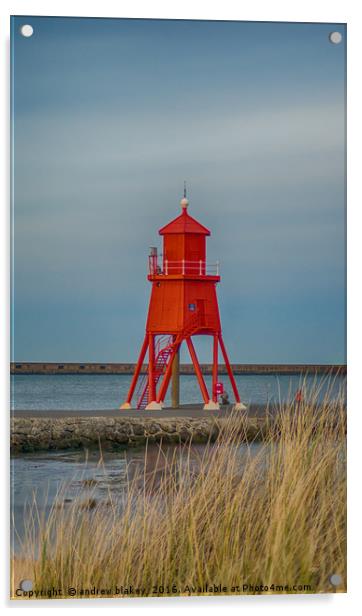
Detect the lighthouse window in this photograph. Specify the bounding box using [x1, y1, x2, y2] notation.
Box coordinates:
[188, 303, 196, 311]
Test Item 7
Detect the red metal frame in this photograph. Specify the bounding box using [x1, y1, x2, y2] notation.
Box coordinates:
[212, 334, 218, 402]
[134, 335, 174, 409]
[218, 334, 241, 403]
[156, 340, 181, 403]
[124, 333, 148, 404]
[186, 337, 210, 404]
[148, 334, 156, 402]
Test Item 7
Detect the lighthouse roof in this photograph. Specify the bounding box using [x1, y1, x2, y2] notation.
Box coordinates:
[159, 209, 210, 236]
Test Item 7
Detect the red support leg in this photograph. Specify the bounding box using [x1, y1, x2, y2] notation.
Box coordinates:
[120, 332, 148, 408]
[156, 340, 181, 404]
[186, 337, 210, 404]
[218, 334, 241, 403]
[148, 333, 156, 402]
[212, 334, 218, 403]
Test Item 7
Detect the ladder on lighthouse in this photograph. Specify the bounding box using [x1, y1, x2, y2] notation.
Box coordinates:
[136, 336, 174, 409]
[136, 312, 202, 409]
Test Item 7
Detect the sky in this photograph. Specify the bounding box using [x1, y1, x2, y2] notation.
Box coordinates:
[11, 17, 346, 363]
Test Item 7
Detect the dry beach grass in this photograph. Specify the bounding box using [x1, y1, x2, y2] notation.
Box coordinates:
[11, 384, 346, 598]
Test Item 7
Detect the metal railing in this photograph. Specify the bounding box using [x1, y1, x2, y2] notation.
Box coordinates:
[148, 256, 220, 276]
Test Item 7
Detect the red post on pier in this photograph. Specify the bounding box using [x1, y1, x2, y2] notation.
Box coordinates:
[120, 188, 246, 411]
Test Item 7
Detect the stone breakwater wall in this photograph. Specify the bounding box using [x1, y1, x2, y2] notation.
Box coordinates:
[11, 416, 266, 453]
[11, 362, 346, 375]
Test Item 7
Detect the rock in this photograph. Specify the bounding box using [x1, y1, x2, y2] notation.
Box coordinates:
[160, 422, 177, 433]
[147, 422, 161, 435]
[113, 433, 129, 445]
[132, 423, 145, 436]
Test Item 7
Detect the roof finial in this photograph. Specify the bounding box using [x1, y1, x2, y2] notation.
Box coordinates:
[180, 181, 189, 210]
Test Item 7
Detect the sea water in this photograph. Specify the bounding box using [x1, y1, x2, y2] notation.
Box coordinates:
[10, 372, 345, 411]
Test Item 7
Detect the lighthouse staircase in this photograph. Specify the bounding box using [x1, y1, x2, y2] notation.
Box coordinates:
[136, 312, 201, 409]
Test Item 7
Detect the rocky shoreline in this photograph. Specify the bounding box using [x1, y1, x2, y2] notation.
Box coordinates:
[11, 415, 266, 453]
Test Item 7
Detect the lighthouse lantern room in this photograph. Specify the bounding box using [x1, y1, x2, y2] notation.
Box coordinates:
[120, 189, 246, 411]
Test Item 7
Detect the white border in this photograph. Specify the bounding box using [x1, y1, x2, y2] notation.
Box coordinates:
[1, 1, 361, 614]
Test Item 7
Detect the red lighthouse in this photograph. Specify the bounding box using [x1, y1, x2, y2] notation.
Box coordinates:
[120, 190, 246, 411]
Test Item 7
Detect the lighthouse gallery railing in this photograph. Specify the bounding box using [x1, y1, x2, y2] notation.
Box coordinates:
[149, 257, 220, 276]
